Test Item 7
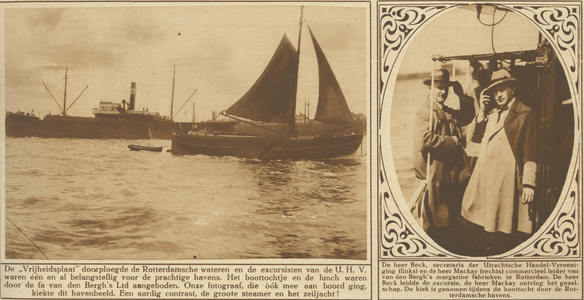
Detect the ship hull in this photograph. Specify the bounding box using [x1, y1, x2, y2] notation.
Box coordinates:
[171, 132, 363, 160]
[5, 114, 176, 140]
[128, 145, 164, 152]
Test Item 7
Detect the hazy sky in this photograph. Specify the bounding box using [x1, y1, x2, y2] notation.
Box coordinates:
[3, 3, 368, 121]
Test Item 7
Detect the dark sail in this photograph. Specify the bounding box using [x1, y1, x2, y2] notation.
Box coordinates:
[171, 13, 364, 160]
[309, 27, 355, 125]
[225, 34, 298, 127]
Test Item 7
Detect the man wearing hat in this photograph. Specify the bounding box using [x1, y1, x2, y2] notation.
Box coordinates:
[461, 69, 538, 255]
[411, 69, 475, 250]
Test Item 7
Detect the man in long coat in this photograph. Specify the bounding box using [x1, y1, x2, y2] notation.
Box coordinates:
[461, 69, 538, 255]
[411, 69, 474, 249]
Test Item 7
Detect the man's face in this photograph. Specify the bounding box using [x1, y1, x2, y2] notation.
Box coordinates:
[429, 82, 448, 103]
[492, 84, 514, 107]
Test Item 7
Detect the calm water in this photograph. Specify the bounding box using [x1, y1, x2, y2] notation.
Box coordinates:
[389, 78, 430, 202]
[5, 137, 367, 260]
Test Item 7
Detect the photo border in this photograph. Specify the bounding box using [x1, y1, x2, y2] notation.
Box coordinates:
[378, 2, 582, 259]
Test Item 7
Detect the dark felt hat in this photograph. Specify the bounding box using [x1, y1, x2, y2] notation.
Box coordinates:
[423, 69, 451, 86]
[483, 69, 516, 94]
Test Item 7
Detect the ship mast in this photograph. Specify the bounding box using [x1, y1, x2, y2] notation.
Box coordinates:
[297, 6, 304, 57]
[170, 64, 176, 122]
[42, 64, 87, 116]
[307, 98, 310, 123]
[63, 64, 68, 116]
[291, 6, 304, 135]
[192, 102, 196, 122]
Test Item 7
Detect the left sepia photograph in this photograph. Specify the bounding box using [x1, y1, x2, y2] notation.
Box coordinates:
[4, 3, 369, 260]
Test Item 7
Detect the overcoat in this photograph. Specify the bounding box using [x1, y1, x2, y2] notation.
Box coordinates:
[411, 97, 474, 230]
[461, 98, 537, 234]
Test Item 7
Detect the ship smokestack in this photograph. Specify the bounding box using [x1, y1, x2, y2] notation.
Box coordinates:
[129, 82, 137, 111]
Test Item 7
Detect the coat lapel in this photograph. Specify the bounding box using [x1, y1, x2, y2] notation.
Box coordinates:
[487, 99, 520, 141]
[431, 102, 456, 137]
[432, 101, 446, 120]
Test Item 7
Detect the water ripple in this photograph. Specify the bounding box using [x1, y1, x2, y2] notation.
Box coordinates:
[5, 137, 367, 260]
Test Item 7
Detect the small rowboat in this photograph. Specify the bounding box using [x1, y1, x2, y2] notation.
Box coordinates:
[127, 144, 163, 152]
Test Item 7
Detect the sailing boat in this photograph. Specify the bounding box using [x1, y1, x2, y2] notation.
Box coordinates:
[171, 10, 363, 160]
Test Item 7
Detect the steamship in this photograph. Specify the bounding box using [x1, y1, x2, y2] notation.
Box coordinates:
[6, 81, 177, 140]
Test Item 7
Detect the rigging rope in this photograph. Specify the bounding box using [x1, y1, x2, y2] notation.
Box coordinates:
[5, 217, 48, 260]
[491, 8, 497, 54]
[477, 6, 508, 27]
[476, 6, 509, 54]
[477, 6, 511, 63]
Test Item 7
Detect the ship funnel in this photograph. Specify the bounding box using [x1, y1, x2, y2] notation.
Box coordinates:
[129, 82, 137, 111]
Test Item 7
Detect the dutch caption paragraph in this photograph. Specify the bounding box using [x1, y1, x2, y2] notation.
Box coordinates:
[379, 261, 581, 299]
[2, 264, 370, 299]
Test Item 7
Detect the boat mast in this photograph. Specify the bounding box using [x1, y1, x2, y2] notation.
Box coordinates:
[192, 102, 196, 122]
[170, 64, 176, 122]
[297, 6, 304, 58]
[304, 96, 307, 124]
[63, 64, 68, 116]
[42, 65, 87, 116]
[291, 6, 304, 134]
[307, 98, 310, 123]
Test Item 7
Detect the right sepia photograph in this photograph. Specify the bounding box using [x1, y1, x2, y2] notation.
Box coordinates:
[385, 4, 578, 257]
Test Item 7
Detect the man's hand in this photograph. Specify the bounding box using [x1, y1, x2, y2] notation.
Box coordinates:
[479, 91, 491, 114]
[474, 90, 491, 123]
[522, 186, 535, 204]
